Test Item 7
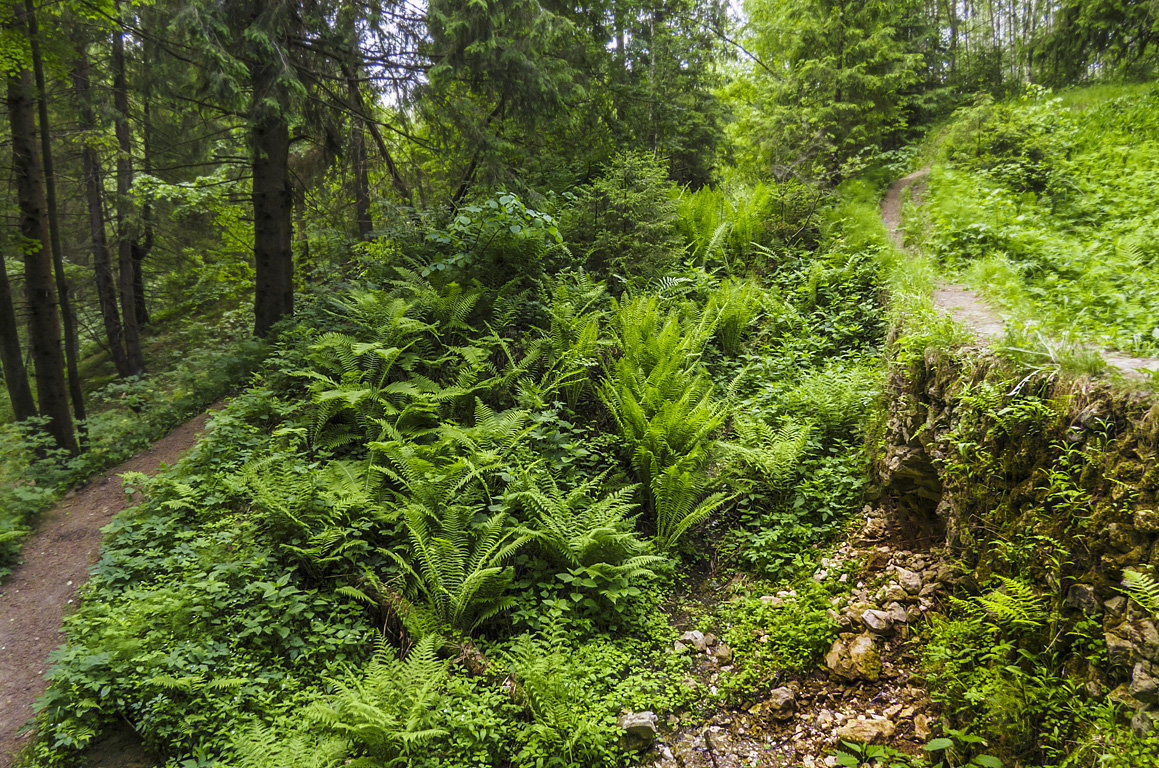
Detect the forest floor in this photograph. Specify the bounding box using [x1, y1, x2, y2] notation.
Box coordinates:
[649, 504, 946, 768]
[0, 406, 221, 768]
[880, 168, 1159, 379]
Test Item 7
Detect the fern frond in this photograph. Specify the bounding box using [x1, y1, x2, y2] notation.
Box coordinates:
[1123, 569, 1159, 619]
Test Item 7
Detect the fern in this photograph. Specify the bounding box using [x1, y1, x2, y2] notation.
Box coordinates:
[377, 457, 532, 634]
[230, 722, 347, 768]
[652, 462, 732, 549]
[500, 630, 610, 764]
[309, 635, 449, 765]
[975, 577, 1047, 632]
[709, 278, 765, 355]
[723, 417, 813, 490]
[512, 469, 663, 576]
[1123, 569, 1159, 619]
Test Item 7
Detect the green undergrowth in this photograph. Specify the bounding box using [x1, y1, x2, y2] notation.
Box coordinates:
[0, 306, 265, 581]
[26, 173, 886, 767]
[908, 83, 1159, 359]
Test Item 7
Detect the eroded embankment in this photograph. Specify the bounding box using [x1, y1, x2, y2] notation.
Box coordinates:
[879, 339, 1159, 748]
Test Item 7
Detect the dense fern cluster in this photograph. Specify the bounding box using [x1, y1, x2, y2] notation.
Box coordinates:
[29, 176, 889, 768]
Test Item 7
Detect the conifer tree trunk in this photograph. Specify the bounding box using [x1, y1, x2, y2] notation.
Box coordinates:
[7, 64, 77, 454]
[0, 248, 36, 421]
[133, 40, 155, 328]
[26, 0, 86, 433]
[113, 1, 144, 374]
[251, 98, 294, 338]
[352, 120, 372, 240]
[73, 48, 130, 377]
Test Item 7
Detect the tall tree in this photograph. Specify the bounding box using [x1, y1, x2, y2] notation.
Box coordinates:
[113, 0, 145, 372]
[73, 38, 131, 377]
[24, 0, 87, 431]
[244, 0, 296, 337]
[6, 0, 77, 453]
[0, 249, 36, 421]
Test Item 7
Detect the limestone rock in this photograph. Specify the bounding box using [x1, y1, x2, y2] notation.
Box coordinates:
[886, 602, 908, 625]
[836, 717, 896, 744]
[710, 643, 733, 664]
[1065, 584, 1102, 615]
[768, 686, 795, 720]
[618, 710, 658, 748]
[1134, 709, 1159, 738]
[913, 714, 931, 741]
[1105, 596, 1128, 616]
[1136, 509, 1159, 533]
[861, 609, 894, 635]
[1140, 621, 1159, 660]
[1107, 632, 1134, 668]
[680, 630, 708, 651]
[894, 567, 923, 595]
[882, 584, 909, 604]
[1109, 683, 1146, 711]
[826, 633, 881, 682]
[1133, 661, 1159, 705]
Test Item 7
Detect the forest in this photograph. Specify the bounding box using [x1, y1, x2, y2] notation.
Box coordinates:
[2, 0, 1159, 767]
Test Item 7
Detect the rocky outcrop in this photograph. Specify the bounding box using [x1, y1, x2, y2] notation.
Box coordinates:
[879, 340, 1159, 732]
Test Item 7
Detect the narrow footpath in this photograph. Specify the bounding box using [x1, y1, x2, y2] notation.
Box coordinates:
[881, 169, 1159, 379]
[0, 408, 219, 768]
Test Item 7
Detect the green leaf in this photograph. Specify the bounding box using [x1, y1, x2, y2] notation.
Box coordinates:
[924, 738, 955, 751]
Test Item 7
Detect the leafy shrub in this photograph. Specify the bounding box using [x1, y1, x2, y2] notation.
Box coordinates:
[716, 580, 838, 702]
[423, 191, 567, 288]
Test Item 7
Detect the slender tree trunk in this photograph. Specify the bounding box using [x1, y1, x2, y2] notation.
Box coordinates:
[0, 249, 36, 421]
[73, 48, 130, 377]
[251, 102, 294, 338]
[339, 60, 409, 202]
[7, 64, 77, 454]
[26, 0, 86, 435]
[351, 119, 372, 240]
[294, 181, 310, 270]
[133, 40, 154, 328]
[113, 1, 144, 374]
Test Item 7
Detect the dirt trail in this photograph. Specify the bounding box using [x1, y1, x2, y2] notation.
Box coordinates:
[0, 407, 219, 768]
[882, 170, 1159, 379]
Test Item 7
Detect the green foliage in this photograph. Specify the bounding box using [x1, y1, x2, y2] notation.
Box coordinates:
[512, 469, 664, 613]
[597, 293, 731, 547]
[916, 85, 1159, 357]
[708, 278, 767, 357]
[730, 0, 938, 180]
[716, 580, 838, 702]
[310, 635, 450, 764]
[922, 576, 1094, 766]
[561, 151, 683, 289]
[424, 191, 566, 286]
[380, 468, 532, 637]
[1122, 569, 1159, 620]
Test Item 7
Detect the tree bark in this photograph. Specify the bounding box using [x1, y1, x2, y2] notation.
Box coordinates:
[73, 47, 130, 377]
[352, 118, 372, 240]
[251, 103, 294, 338]
[26, 0, 86, 434]
[134, 37, 154, 328]
[7, 64, 77, 453]
[0, 248, 36, 421]
[113, 0, 144, 374]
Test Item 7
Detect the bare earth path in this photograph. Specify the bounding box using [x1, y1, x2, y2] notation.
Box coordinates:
[881, 170, 1159, 378]
[0, 407, 219, 768]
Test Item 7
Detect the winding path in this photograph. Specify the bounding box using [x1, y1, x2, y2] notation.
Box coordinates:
[0, 408, 218, 768]
[881, 170, 1159, 379]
